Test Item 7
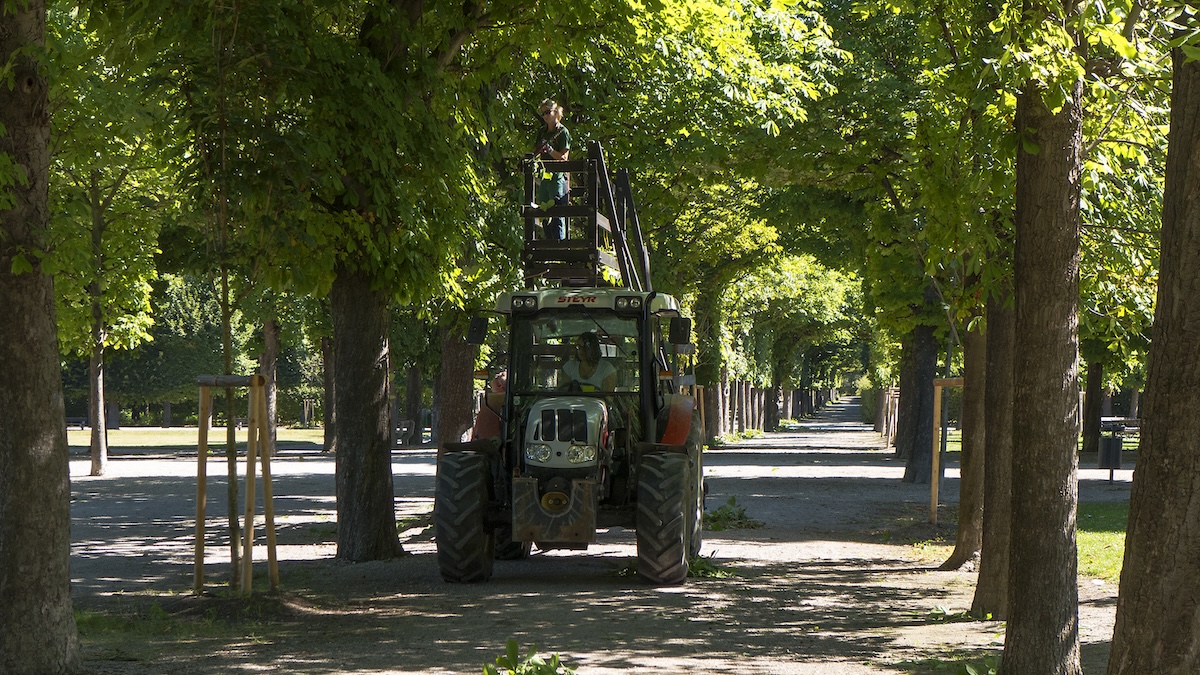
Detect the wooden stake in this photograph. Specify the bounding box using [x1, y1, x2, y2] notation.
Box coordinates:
[240, 385, 260, 595]
[929, 378, 963, 525]
[931, 383, 942, 525]
[194, 386, 212, 593]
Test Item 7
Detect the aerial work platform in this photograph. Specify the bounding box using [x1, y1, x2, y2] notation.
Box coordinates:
[520, 141, 652, 292]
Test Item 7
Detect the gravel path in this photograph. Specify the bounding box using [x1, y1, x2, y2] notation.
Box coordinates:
[68, 397, 1129, 674]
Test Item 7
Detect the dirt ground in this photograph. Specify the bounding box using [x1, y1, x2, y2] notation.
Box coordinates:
[68, 397, 1132, 674]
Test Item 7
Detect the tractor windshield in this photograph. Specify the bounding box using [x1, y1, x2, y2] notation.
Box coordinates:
[509, 310, 642, 393]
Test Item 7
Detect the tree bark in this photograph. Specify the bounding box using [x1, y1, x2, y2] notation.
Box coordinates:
[331, 265, 402, 561]
[1081, 357, 1104, 455]
[0, 3, 82, 669]
[1002, 38, 1084, 673]
[941, 323, 985, 570]
[693, 282, 725, 443]
[322, 335, 335, 453]
[972, 291, 1015, 620]
[900, 322, 938, 483]
[88, 170, 108, 476]
[261, 318, 280, 452]
[1108, 42, 1200, 675]
[715, 365, 724, 432]
[405, 364, 422, 434]
[89, 322, 108, 476]
[435, 313, 477, 446]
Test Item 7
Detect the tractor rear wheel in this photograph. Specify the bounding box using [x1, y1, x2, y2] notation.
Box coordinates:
[435, 452, 495, 582]
[636, 452, 689, 585]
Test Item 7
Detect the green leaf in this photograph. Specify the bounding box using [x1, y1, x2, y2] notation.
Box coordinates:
[11, 253, 33, 275]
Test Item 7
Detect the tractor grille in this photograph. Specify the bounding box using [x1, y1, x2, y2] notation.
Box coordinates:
[534, 409, 589, 442]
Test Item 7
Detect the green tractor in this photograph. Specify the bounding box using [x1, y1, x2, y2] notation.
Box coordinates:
[434, 142, 704, 585]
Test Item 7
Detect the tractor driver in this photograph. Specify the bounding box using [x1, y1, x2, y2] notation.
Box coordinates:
[562, 332, 617, 392]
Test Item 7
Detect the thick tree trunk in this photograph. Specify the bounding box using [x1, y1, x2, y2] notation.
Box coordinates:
[694, 283, 725, 443]
[973, 291, 1015, 619]
[405, 364, 423, 433]
[322, 335, 335, 453]
[767, 384, 781, 431]
[107, 394, 121, 429]
[1081, 358, 1103, 455]
[331, 265, 402, 561]
[1108, 44, 1200, 675]
[1002, 54, 1084, 674]
[900, 323, 938, 483]
[435, 314, 477, 446]
[0, 3, 82, 669]
[941, 323, 985, 570]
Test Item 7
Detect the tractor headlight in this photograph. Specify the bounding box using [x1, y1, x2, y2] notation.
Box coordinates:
[525, 443, 552, 464]
[511, 296, 537, 312]
[567, 444, 598, 464]
[615, 296, 643, 313]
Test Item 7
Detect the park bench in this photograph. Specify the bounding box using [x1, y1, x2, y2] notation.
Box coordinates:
[1100, 417, 1140, 434]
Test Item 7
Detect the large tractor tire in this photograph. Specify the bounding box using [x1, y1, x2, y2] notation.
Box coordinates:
[636, 452, 690, 585]
[685, 410, 704, 559]
[685, 448, 704, 560]
[434, 452, 495, 583]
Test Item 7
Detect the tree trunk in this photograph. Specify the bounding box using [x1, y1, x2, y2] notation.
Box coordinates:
[900, 322, 938, 483]
[107, 394, 121, 429]
[322, 335, 335, 453]
[88, 170, 108, 476]
[1108, 44, 1200, 675]
[89, 324, 108, 477]
[718, 367, 729, 437]
[973, 291, 1015, 619]
[0, 3, 82, 669]
[1002, 42, 1084, 673]
[694, 283, 725, 443]
[1081, 358, 1103, 455]
[435, 313, 477, 446]
[405, 364, 422, 434]
[941, 323, 985, 570]
[261, 318, 280, 453]
[331, 265, 402, 561]
[1129, 388, 1140, 418]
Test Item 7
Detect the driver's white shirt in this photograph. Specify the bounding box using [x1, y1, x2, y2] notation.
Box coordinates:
[563, 359, 616, 390]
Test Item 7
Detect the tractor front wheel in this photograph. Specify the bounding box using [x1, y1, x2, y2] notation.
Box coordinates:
[435, 452, 495, 582]
[636, 452, 690, 585]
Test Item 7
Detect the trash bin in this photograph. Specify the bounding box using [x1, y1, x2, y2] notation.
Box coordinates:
[1098, 434, 1123, 470]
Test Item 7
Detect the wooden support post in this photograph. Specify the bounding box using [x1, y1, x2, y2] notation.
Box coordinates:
[240, 383, 260, 595]
[194, 387, 212, 593]
[930, 377, 965, 525]
[194, 373, 279, 596]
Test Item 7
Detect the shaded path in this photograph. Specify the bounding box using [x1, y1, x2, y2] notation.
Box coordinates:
[69, 396, 1118, 674]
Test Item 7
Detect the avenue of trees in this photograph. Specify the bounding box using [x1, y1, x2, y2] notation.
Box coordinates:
[3, 0, 1200, 673]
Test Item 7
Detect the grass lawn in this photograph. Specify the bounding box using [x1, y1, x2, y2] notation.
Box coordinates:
[1078, 501, 1128, 583]
[67, 426, 326, 454]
